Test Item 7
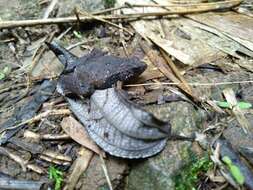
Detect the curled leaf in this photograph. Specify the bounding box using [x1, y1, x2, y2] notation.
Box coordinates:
[66, 88, 171, 159]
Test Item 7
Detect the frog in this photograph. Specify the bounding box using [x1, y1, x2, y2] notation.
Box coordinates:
[46, 41, 147, 97]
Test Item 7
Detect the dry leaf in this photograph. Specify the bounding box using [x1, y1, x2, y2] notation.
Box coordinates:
[61, 116, 102, 155]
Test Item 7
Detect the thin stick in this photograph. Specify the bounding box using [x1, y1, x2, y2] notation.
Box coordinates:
[160, 49, 192, 94]
[0, 0, 241, 29]
[93, 0, 242, 14]
[139, 41, 189, 95]
[0, 83, 26, 94]
[0, 147, 27, 171]
[99, 154, 113, 190]
[43, 0, 58, 19]
[125, 80, 253, 87]
[78, 9, 134, 36]
[124, 0, 242, 8]
[92, 6, 126, 15]
[0, 109, 71, 134]
[56, 26, 72, 40]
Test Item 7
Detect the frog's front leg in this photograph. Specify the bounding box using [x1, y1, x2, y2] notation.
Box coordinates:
[57, 73, 91, 97]
[57, 74, 77, 96]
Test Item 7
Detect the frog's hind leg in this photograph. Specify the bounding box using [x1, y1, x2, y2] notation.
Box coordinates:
[45, 41, 78, 72]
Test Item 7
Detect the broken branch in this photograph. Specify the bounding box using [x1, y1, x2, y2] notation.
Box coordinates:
[0, 0, 241, 29]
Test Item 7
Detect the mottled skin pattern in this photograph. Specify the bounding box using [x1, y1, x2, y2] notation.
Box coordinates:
[46, 42, 147, 97]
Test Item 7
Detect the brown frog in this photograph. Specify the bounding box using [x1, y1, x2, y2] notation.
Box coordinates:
[46, 41, 147, 97]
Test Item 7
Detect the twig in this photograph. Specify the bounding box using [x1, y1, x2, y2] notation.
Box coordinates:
[125, 0, 242, 8]
[56, 26, 72, 40]
[0, 0, 241, 29]
[99, 154, 113, 190]
[0, 147, 45, 174]
[43, 150, 72, 162]
[93, 0, 241, 14]
[77, 9, 134, 36]
[125, 80, 253, 87]
[74, 7, 81, 30]
[0, 147, 27, 171]
[160, 49, 192, 94]
[23, 130, 70, 141]
[0, 109, 71, 134]
[39, 155, 70, 165]
[66, 39, 97, 50]
[26, 164, 45, 174]
[118, 18, 129, 56]
[0, 83, 26, 94]
[0, 38, 16, 43]
[43, 0, 58, 19]
[139, 41, 189, 95]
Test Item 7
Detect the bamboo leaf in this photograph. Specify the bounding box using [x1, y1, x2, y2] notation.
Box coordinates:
[222, 156, 245, 185]
[216, 101, 252, 109]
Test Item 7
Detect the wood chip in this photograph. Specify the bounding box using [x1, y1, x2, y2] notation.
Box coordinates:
[63, 147, 93, 190]
[61, 116, 102, 155]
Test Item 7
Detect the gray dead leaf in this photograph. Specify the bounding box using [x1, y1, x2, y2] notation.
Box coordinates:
[66, 88, 171, 159]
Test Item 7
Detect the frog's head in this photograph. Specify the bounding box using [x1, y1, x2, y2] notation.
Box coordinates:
[78, 82, 95, 97]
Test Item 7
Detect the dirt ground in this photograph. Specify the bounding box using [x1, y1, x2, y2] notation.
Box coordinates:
[0, 0, 253, 190]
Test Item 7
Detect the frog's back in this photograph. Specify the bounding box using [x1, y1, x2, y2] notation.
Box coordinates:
[77, 55, 146, 88]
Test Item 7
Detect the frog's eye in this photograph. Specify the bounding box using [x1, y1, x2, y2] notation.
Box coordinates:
[79, 83, 88, 91]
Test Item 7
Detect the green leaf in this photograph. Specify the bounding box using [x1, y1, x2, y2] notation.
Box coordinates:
[216, 101, 252, 109]
[216, 101, 231, 108]
[3, 66, 10, 74]
[0, 66, 11, 80]
[175, 155, 213, 190]
[222, 156, 232, 165]
[48, 166, 64, 190]
[237, 102, 252, 109]
[230, 165, 245, 185]
[73, 30, 82, 39]
[222, 156, 245, 185]
[0, 73, 5, 80]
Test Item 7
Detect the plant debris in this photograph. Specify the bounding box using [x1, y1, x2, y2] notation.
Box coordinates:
[0, 0, 253, 189]
[213, 139, 253, 189]
[0, 80, 56, 145]
[0, 172, 46, 190]
[49, 166, 64, 190]
[62, 87, 170, 158]
[60, 116, 102, 155]
[63, 147, 93, 190]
